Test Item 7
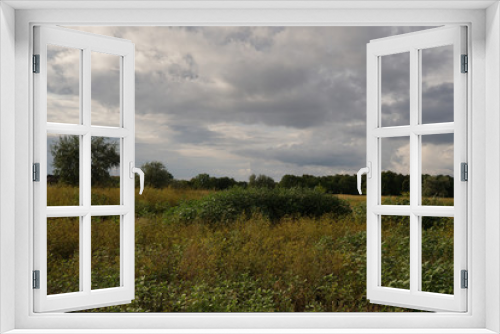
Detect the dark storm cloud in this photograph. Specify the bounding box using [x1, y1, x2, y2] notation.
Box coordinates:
[236, 141, 365, 170]
[91, 71, 120, 109]
[169, 122, 223, 145]
[421, 44, 454, 124]
[380, 51, 410, 127]
[381, 98, 410, 127]
[55, 26, 452, 180]
[422, 83, 454, 124]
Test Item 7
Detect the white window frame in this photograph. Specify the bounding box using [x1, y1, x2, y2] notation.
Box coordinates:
[33, 25, 136, 313]
[366, 26, 468, 312]
[1, 1, 499, 333]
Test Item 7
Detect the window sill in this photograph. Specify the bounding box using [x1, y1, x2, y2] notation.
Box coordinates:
[4, 330, 498, 334]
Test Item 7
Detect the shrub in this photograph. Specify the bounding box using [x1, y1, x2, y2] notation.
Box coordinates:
[168, 187, 351, 225]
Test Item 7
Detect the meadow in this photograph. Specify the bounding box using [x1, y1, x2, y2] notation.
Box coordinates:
[46, 186, 454, 312]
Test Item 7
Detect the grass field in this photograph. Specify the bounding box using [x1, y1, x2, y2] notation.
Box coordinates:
[46, 186, 454, 312]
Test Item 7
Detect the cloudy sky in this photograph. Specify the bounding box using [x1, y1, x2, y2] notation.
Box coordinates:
[47, 26, 454, 181]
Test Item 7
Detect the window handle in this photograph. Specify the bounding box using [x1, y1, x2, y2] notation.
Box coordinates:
[129, 162, 145, 195]
[357, 162, 371, 195]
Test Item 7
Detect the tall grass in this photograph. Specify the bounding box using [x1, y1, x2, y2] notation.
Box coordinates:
[45, 185, 454, 312]
[47, 185, 211, 210]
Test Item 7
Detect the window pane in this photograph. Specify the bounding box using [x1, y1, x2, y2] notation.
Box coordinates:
[92, 52, 121, 127]
[47, 217, 80, 295]
[421, 134, 454, 206]
[47, 134, 80, 206]
[47, 44, 80, 124]
[381, 137, 410, 204]
[381, 52, 410, 127]
[91, 216, 121, 290]
[421, 45, 454, 124]
[381, 215, 410, 290]
[91, 137, 120, 205]
[421, 217, 454, 294]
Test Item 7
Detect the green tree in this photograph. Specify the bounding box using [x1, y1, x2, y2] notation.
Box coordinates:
[249, 174, 275, 189]
[50, 135, 80, 186]
[422, 175, 453, 198]
[212, 176, 237, 190]
[279, 174, 301, 188]
[91, 137, 120, 186]
[191, 173, 212, 189]
[141, 161, 173, 188]
[51, 135, 119, 187]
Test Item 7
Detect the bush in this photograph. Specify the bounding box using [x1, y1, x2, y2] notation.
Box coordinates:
[168, 187, 351, 225]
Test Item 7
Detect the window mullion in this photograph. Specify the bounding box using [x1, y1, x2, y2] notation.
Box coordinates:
[409, 47, 420, 294]
[82, 47, 92, 294]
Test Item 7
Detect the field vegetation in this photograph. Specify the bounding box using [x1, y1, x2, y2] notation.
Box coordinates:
[46, 185, 454, 313]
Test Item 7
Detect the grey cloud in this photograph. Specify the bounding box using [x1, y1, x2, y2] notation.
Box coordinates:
[422, 133, 454, 145]
[422, 83, 454, 124]
[47, 46, 79, 96]
[169, 122, 223, 145]
[61, 26, 454, 181]
[91, 72, 120, 110]
[381, 98, 410, 127]
[236, 143, 365, 170]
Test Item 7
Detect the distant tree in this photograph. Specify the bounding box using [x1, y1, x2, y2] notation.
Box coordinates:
[249, 174, 275, 189]
[279, 174, 301, 188]
[51, 135, 119, 186]
[213, 176, 237, 190]
[91, 137, 120, 186]
[141, 161, 173, 188]
[249, 174, 256, 186]
[191, 173, 212, 189]
[381, 171, 400, 196]
[401, 176, 410, 194]
[302, 174, 320, 188]
[338, 174, 356, 194]
[236, 181, 249, 188]
[50, 135, 80, 186]
[422, 175, 453, 198]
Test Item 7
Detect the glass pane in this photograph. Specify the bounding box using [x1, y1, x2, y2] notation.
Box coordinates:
[91, 52, 121, 127]
[421, 134, 454, 206]
[47, 45, 80, 124]
[421, 216, 454, 294]
[47, 134, 80, 206]
[91, 137, 120, 205]
[381, 52, 410, 127]
[47, 217, 80, 295]
[91, 216, 120, 290]
[421, 45, 454, 124]
[381, 137, 410, 204]
[381, 215, 410, 290]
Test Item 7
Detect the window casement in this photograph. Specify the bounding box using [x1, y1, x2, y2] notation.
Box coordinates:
[364, 26, 467, 312]
[4, 3, 494, 333]
[33, 25, 141, 312]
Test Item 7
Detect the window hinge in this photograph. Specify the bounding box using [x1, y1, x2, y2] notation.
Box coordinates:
[33, 54, 40, 73]
[33, 163, 40, 182]
[461, 162, 468, 181]
[33, 270, 40, 289]
[461, 54, 468, 73]
[461, 270, 468, 289]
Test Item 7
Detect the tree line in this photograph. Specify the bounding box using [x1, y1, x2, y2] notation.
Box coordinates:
[49, 136, 454, 197]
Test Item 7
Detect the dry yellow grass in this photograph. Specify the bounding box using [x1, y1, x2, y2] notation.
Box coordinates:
[47, 185, 212, 207]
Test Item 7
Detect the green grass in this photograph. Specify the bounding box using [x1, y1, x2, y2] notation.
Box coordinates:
[46, 185, 454, 312]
